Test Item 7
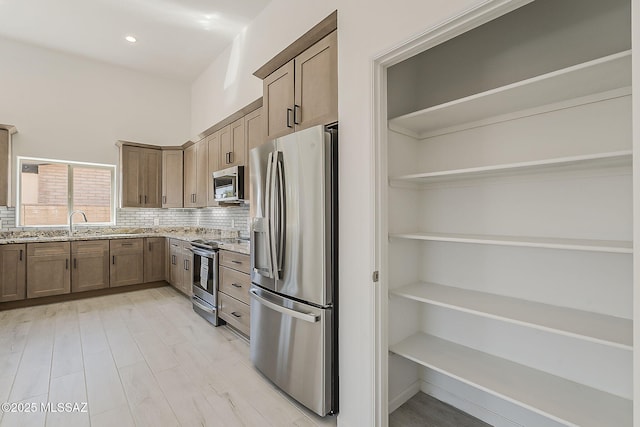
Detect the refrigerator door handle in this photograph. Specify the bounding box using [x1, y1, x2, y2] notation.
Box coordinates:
[250, 289, 319, 323]
[276, 154, 285, 272]
[260, 151, 275, 279]
[269, 152, 280, 281]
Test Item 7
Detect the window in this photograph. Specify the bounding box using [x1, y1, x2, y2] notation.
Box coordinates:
[17, 157, 116, 227]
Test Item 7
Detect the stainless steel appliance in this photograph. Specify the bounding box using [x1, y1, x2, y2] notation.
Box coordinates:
[190, 240, 223, 326]
[250, 124, 338, 416]
[212, 165, 244, 202]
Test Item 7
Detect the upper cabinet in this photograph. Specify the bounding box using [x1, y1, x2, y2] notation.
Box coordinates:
[183, 139, 208, 208]
[220, 117, 245, 168]
[245, 107, 263, 215]
[162, 150, 183, 208]
[120, 144, 162, 208]
[207, 130, 221, 206]
[0, 125, 17, 207]
[256, 12, 337, 140]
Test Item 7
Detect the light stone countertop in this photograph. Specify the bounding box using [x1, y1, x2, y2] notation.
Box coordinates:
[0, 227, 250, 255]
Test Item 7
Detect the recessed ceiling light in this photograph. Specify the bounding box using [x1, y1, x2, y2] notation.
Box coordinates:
[125, 36, 137, 43]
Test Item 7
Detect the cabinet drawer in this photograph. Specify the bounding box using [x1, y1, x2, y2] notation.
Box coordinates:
[219, 266, 250, 305]
[219, 293, 250, 336]
[219, 250, 250, 274]
[110, 238, 143, 253]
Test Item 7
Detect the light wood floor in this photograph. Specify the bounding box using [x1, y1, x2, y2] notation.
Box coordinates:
[0, 286, 337, 427]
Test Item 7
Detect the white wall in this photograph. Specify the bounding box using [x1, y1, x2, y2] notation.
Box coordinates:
[190, 0, 488, 425]
[0, 37, 191, 171]
[190, 0, 338, 136]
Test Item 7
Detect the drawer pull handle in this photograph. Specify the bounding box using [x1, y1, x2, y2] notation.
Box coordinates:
[121, 242, 133, 246]
[231, 312, 242, 318]
[231, 260, 242, 264]
[231, 283, 242, 288]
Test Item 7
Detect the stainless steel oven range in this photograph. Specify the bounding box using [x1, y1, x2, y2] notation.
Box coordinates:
[190, 240, 224, 326]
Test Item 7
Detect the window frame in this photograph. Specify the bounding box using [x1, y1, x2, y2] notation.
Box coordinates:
[15, 156, 117, 228]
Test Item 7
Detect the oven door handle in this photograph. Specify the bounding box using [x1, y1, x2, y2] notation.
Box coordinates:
[192, 297, 217, 314]
[189, 247, 216, 258]
[249, 289, 319, 323]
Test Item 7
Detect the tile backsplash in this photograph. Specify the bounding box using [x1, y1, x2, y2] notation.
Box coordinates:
[0, 205, 250, 238]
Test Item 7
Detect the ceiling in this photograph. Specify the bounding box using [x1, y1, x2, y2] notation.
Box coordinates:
[0, 0, 271, 82]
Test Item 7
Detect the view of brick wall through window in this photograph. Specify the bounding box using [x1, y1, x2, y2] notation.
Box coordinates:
[20, 162, 112, 225]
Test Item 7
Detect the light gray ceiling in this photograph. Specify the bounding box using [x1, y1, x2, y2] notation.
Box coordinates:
[0, 0, 271, 81]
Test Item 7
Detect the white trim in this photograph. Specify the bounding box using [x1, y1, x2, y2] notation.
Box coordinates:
[632, 1, 640, 426]
[370, 0, 547, 425]
[388, 381, 420, 414]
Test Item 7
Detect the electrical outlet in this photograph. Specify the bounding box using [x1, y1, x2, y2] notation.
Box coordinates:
[231, 219, 235, 228]
[0, 219, 2, 229]
[153, 217, 159, 226]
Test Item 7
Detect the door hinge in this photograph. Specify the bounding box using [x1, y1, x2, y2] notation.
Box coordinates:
[372, 271, 379, 283]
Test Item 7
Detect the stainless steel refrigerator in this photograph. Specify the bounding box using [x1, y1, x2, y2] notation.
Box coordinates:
[249, 124, 338, 416]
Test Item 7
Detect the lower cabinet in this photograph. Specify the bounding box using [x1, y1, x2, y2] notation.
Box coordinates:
[0, 244, 26, 302]
[218, 250, 251, 337]
[27, 242, 71, 299]
[71, 241, 110, 292]
[110, 239, 144, 287]
[143, 237, 166, 283]
[168, 239, 192, 296]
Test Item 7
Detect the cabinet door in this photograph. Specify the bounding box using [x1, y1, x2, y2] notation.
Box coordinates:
[162, 150, 183, 208]
[264, 60, 295, 139]
[121, 145, 143, 207]
[221, 117, 245, 168]
[183, 144, 197, 207]
[109, 239, 144, 287]
[207, 131, 221, 206]
[71, 240, 109, 293]
[245, 107, 263, 217]
[143, 237, 166, 283]
[294, 31, 338, 131]
[181, 242, 193, 296]
[0, 129, 8, 207]
[27, 242, 71, 298]
[168, 239, 182, 289]
[0, 244, 26, 302]
[142, 148, 162, 208]
[195, 140, 209, 207]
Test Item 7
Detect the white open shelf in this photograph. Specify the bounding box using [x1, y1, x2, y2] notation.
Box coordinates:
[391, 282, 632, 350]
[388, 51, 631, 138]
[390, 232, 633, 254]
[389, 150, 632, 185]
[390, 333, 632, 427]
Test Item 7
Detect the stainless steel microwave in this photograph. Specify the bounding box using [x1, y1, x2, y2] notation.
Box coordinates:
[213, 165, 244, 202]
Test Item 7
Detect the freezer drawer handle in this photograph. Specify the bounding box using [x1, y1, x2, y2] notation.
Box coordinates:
[249, 289, 319, 323]
[192, 297, 216, 314]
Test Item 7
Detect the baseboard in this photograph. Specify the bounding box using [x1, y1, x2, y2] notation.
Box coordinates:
[420, 380, 522, 427]
[388, 380, 421, 413]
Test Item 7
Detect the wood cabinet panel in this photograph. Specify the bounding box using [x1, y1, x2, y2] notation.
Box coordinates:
[0, 244, 26, 302]
[27, 242, 71, 298]
[264, 61, 295, 139]
[0, 129, 9, 207]
[71, 240, 109, 293]
[294, 30, 338, 130]
[219, 266, 251, 305]
[168, 239, 192, 295]
[121, 145, 162, 208]
[162, 150, 183, 208]
[184, 140, 207, 208]
[143, 237, 166, 283]
[110, 239, 144, 287]
[207, 131, 221, 206]
[220, 117, 245, 168]
[245, 107, 263, 217]
[219, 250, 250, 274]
[219, 293, 250, 336]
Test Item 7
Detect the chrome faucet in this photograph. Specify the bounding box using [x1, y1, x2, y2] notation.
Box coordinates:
[69, 210, 88, 236]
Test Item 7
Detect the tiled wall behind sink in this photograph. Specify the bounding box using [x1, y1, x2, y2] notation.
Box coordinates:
[0, 205, 250, 238]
